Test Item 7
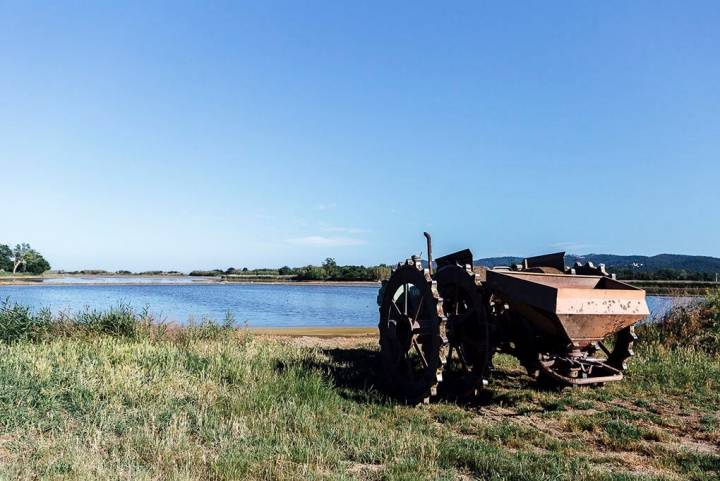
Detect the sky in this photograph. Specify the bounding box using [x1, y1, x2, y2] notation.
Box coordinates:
[1, 1, 719, 271]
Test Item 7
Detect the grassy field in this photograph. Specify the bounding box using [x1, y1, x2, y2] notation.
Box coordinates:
[0, 301, 718, 480]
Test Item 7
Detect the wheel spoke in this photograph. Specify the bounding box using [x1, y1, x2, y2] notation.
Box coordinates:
[403, 284, 408, 315]
[387, 319, 397, 337]
[412, 295, 425, 324]
[391, 301, 403, 319]
[412, 338, 429, 368]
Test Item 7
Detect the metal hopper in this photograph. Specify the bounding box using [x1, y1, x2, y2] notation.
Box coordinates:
[485, 270, 649, 347]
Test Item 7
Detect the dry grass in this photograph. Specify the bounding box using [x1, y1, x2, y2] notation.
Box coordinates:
[0, 297, 718, 480]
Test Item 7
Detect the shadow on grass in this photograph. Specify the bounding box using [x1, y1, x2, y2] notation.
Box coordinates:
[300, 347, 389, 404]
[302, 347, 545, 409]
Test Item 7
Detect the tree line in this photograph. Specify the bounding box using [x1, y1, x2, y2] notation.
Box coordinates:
[613, 267, 719, 282]
[0, 243, 51, 274]
[191, 258, 392, 281]
[192, 260, 719, 283]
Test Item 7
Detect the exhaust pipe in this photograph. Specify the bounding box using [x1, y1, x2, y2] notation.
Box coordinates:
[423, 232, 433, 275]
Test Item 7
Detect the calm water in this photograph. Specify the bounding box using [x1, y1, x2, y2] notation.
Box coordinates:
[42, 276, 215, 284]
[0, 284, 378, 327]
[0, 283, 688, 328]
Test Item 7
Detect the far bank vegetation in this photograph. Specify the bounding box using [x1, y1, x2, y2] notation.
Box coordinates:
[0, 243, 50, 275]
[192, 258, 391, 282]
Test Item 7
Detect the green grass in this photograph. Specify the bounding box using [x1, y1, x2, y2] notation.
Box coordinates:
[0, 300, 717, 480]
[0, 300, 153, 342]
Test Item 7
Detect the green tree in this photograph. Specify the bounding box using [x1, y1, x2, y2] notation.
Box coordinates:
[299, 265, 325, 280]
[278, 266, 293, 276]
[374, 265, 392, 281]
[7, 244, 51, 274]
[0, 244, 12, 272]
[11, 243, 31, 274]
[322, 257, 337, 278]
[24, 250, 51, 274]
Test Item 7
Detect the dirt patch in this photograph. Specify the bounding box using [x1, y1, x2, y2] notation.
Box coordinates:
[278, 335, 376, 349]
[258, 330, 376, 349]
[595, 451, 680, 479]
[0, 435, 16, 463]
[346, 462, 384, 477]
[661, 438, 720, 455]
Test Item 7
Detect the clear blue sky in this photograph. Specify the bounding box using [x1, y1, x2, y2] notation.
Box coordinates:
[2, 1, 718, 271]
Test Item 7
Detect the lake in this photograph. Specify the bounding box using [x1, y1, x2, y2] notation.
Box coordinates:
[0, 280, 689, 328]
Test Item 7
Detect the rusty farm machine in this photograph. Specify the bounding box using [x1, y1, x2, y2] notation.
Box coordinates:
[377, 233, 650, 403]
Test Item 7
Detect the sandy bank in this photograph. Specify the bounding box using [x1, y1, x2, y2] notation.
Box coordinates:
[249, 326, 376, 338]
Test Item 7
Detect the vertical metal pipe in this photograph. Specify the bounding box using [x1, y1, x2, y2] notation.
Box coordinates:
[423, 232, 433, 275]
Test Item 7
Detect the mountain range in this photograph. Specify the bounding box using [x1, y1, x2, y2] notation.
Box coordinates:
[473, 253, 720, 273]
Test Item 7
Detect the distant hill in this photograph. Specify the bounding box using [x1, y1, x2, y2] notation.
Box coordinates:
[474, 253, 720, 274]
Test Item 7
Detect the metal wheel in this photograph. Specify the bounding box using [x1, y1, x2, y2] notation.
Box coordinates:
[378, 258, 446, 403]
[435, 263, 493, 395]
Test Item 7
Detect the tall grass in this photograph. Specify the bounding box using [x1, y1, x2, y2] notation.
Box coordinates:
[0, 301, 52, 342]
[0, 299, 152, 342]
[0, 299, 717, 480]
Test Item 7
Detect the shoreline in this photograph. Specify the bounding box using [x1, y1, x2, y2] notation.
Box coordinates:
[157, 322, 378, 337]
[0, 277, 380, 287]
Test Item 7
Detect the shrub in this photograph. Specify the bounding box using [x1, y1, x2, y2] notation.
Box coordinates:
[638, 289, 720, 353]
[189, 270, 224, 277]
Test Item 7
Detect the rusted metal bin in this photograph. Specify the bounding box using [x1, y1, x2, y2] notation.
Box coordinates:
[485, 270, 649, 345]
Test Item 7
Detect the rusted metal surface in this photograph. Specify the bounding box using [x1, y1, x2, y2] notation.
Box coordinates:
[521, 252, 566, 272]
[486, 270, 649, 344]
[436, 249, 474, 269]
[378, 233, 650, 399]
